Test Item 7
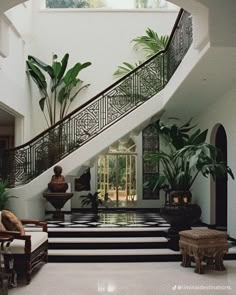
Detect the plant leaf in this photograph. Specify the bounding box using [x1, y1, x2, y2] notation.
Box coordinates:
[57, 53, 69, 82]
[58, 87, 66, 104]
[39, 97, 46, 111]
[26, 61, 47, 91]
[64, 62, 90, 86]
[113, 61, 143, 78]
[70, 84, 90, 102]
[28, 55, 54, 80]
[132, 28, 169, 58]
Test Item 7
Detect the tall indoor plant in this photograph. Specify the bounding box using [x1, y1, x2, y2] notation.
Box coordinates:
[145, 119, 234, 250]
[26, 53, 92, 126]
[26, 53, 92, 171]
[146, 119, 234, 203]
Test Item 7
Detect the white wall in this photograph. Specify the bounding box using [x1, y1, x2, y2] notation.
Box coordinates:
[0, 2, 33, 144]
[30, 2, 178, 133]
[192, 86, 236, 239]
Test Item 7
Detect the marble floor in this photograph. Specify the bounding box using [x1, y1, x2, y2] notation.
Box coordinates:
[9, 261, 236, 295]
[44, 211, 170, 228]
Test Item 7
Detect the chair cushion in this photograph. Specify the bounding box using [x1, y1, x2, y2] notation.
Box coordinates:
[8, 231, 48, 254]
[1, 210, 25, 235]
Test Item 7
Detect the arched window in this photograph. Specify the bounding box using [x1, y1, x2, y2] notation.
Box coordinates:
[97, 139, 137, 208]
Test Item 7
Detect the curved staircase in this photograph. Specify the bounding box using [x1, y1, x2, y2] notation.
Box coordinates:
[1, 10, 194, 219]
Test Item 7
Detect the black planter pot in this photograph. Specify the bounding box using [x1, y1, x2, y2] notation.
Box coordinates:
[169, 190, 192, 205]
[160, 204, 202, 251]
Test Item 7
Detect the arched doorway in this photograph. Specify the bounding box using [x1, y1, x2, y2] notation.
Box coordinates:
[215, 125, 227, 228]
[97, 139, 137, 208]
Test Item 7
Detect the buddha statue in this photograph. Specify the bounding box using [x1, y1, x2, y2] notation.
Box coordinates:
[48, 165, 68, 193]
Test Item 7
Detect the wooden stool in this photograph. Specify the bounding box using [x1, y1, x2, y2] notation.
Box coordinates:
[179, 229, 228, 274]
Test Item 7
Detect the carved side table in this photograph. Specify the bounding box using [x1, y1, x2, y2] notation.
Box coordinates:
[0, 234, 14, 295]
[179, 229, 228, 274]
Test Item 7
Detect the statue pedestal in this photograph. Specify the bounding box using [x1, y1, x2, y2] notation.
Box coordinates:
[43, 192, 73, 220]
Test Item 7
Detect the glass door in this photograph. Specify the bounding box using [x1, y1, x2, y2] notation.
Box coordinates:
[97, 153, 137, 208]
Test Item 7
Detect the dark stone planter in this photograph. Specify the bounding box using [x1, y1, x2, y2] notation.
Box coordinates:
[43, 192, 73, 220]
[169, 190, 192, 205]
[160, 204, 202, 251]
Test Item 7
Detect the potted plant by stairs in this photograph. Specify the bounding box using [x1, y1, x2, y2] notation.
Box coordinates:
[80, 192, 103, 215]
[145, 119, 234, 250]
[26, 53, 92, 172]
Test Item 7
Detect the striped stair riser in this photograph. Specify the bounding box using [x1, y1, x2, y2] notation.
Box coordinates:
[47, 228, 169, 238]
[49, 241, 168, 250]
[47, 226, 171, 262]
[46, 234, 236, 263]
[48, 253, 236, 263]
[48, 255, 182, 263]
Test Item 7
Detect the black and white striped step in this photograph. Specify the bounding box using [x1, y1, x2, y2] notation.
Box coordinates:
[48, 248, 181, 263]
[48, 237, 168, 249]
[47, 227, 169, 238]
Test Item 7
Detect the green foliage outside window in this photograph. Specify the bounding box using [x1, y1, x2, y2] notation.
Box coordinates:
[46, 0, 105, 8]
[46, 0, 175, 9]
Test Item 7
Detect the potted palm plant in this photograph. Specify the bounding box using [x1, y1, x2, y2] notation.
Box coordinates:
[147, 119, 234, 199]
[114, 28, 169, 78]
[145, 119, 234, 250]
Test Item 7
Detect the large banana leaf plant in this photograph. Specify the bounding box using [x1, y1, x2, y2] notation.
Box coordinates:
[114, 28, 169, 78]
[146, 119, 234, 193]
[26, 53, 91, 126]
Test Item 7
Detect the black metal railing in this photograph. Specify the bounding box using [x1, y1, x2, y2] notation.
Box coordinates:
[1, 9, 192, 186]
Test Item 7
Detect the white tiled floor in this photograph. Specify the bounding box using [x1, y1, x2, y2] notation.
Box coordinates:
[9, 261, 236, 295]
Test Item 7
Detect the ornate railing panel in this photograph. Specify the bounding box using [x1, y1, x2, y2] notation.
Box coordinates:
[1, 9, 192, 186]
[167, 11, 193, 80]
